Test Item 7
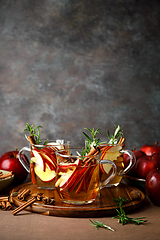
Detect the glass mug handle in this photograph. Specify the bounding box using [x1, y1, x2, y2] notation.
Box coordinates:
[99, 160, 117, 189]
[18, 147, 31, 173]
[119, 150, 136, 176]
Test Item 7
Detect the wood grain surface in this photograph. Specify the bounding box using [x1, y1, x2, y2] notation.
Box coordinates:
[9, 182, 145, 218]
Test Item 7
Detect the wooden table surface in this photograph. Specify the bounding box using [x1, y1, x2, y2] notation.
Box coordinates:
[0, 177, 160, 240]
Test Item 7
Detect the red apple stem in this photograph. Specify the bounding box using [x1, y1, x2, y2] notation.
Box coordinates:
[155, 142, 158, 146]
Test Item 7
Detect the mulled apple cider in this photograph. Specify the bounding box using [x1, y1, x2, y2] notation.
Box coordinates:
[19, 140, 70, 189]
[55, 148, 117, 205]
[100, 144, 136, 187]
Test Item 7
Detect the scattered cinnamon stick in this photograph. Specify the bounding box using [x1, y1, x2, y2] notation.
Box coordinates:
[17, 189, 31, 200]
[5, 201, 13, 210]
[0, 197, 13, 211]
[0, 197, 8, 202]
[1, 201, 6, 209]
[0, 171, 13, 179]
[12, 192, 47, 215]
[12, 196, 37, 216]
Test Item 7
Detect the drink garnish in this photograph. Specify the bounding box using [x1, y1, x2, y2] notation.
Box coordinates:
[83, 125, 125, 150]
[22, 123, 47, 145]
[107, 125, 124, 144]
[112, 196, 148, 225]
[89, 219, 114, 231]
[83, 128, 102, 149]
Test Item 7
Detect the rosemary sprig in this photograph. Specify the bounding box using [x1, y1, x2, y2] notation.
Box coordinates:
[112, 196, 127, 207]
[89, 219, 114, 231]
[83, 125, 125, 152]
[83, 128, 102, 148]
[112, 196, 148, 226]
[22, 123, 47, 145]
[107, 125, 124, 144]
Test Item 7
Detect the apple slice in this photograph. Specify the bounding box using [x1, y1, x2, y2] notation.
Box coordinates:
[55, 168, 77, 190]
[58, 158, 81, 170]
[83, 165, 97, 193]
[32, 150, 45, 171]
[86, 165, 99, 192]
[34, 164, 56, 182]
[41, 148, 57, 165]
[40, 152, 56, 170]
[100, 145, 121, 174]
[75, 164, 92, 193]
[55, 159, 82, 192]
[69, 162, 90, 192]
[31, 157, 37, 163]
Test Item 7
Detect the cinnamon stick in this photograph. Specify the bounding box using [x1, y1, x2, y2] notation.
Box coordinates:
[5, 201, 13, 210]
[83, 146, 100, 163]
[1, 201, 6, 209]
[0, 197, 8, 202]
[118, 137, 126, 145]
[12, 196, 37, 216]
[28, 135, 36, 145]
[28, 135, 37, 185]
[0, 196, 13, 211]
[17, 189, 31, 200]
[0, 171, 13, 179]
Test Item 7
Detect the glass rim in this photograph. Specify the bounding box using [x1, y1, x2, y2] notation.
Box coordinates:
[55, 147, 101, 158]
[30, 140, 70, 148]
[99, 143, 124, 147]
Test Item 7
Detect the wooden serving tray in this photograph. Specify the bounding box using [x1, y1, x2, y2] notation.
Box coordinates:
[9, 182, 145, 218]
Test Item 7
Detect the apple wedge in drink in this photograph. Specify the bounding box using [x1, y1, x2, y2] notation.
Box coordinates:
[28, 141, 70, 189]
[31, 149, 56, 184]
[100, 144, 124, 186]
[55, 147, 117, 204]
[55, 155, 100, 204]
[55, 159, 81, 192]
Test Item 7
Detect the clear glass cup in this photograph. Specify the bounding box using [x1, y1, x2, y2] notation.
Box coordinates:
[18, 140, 70, 189]
[55, 148, 117, 205]
[99, 143, 136, 187]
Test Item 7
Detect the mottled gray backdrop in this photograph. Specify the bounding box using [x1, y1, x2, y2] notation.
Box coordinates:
[0, 0, 160, 154]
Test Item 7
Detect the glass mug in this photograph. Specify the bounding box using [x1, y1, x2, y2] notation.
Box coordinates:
[55, 148, 117, 205]
[18, 140, 70, 189]
[100, 144, 136, 187]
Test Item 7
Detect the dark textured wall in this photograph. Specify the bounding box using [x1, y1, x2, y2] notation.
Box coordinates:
[0, 0, 160, 154]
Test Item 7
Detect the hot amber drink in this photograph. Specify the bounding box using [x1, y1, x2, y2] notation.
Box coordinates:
[55, 148, 117, 205]
[100, 144, 135, 187]
[19, 140, 70, 189]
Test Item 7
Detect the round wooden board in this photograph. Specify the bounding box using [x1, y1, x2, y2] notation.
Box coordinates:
[9, 182, 145, 218]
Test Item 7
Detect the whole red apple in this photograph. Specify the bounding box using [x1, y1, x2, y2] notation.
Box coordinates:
[0, 150, 29, 185]
[151, 153, 160, 169]
[123, 147, 145, 176]
[140, 142, 160, 156]
[135, 155, 156, 179]
[145, 169, 160, 206]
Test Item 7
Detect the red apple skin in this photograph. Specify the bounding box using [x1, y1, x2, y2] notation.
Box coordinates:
[135, 156, 155, 179]
[123, 150, 146, 176]
[140, 142, 160, 156]
[151, 153, 160, 169]
[0, 151, 28, 185]
[145, 169, 160, 206]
